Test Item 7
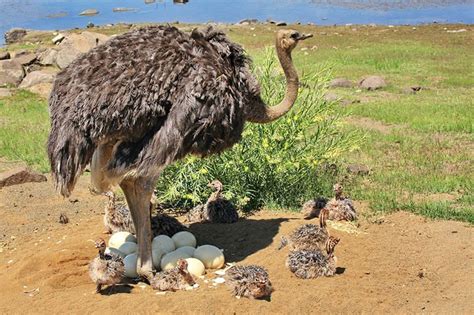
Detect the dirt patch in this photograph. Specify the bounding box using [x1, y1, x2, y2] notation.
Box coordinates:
[0, 176, 473, 313]
[346, 116, 396, 134]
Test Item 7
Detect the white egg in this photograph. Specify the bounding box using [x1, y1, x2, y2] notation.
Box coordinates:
[152, 235, 175, 253]
[152, 247, 165, 270]
[175, 246, 195, 257]
[117, 242, 137, 256]
[184, 258, 205, 277]
[109, 231, 137, 249]
[172, 231, 197, 248]
[124, 253, 138, 278]
[193, 245, 225, 269]
[105, 247, 124, 258]
[160, 250, 191, 271]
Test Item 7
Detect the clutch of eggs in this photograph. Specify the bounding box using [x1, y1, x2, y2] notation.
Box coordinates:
[109, 230, 225, 278]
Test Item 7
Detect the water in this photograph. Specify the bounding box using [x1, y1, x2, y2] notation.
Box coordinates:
[1, 0, 473, 44]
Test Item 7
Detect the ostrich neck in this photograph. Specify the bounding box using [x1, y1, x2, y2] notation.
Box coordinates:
[246, 43, 299, 123]
[209, 189, 222, 202]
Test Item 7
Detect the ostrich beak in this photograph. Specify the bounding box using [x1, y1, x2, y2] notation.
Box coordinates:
[296, 33, 313, 41]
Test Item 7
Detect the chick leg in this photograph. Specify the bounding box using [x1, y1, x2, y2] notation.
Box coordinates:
[120, 176, 155, 282]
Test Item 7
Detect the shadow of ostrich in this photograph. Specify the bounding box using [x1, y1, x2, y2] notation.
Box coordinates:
[188, 217, 289, 262]
[47, 24, 313, 282]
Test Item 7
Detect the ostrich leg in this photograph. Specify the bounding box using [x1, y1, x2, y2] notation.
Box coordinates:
[90, 142, 115, 194]
[120, 176, 156, 281]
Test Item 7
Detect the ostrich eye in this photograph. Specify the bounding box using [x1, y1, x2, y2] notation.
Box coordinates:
[290, 32, 300, 39]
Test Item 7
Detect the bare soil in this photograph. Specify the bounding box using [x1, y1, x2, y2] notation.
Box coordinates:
[0, 175, 473, 314]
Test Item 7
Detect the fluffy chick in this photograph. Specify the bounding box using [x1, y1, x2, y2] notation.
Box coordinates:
[225, 265, 273, 299]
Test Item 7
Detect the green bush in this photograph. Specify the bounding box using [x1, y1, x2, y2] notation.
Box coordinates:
[156, 48, 360, 211]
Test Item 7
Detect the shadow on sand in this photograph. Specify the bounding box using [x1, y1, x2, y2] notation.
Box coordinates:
[188, 217, 289, 262]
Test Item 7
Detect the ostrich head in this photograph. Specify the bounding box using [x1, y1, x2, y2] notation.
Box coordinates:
[94, 238, 107, 256]
[276, 30, 313, 52]
[333, 183, 343, 198]
[207, 179, 223, 192]
[246, 29, 313, 123]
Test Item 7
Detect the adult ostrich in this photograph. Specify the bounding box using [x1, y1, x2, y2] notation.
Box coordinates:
[47, 25, 312, 280]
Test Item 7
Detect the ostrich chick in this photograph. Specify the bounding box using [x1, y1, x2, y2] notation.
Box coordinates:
[105, 191, 187, 236]
[186, 180, 238, 224]
[225, 265, 273, 299]
[286, 236, 340, 279]
[103, 191, 135, 234]
[301, 197, 328, 220]
[325, 183, 357, 221]
[151, 259, 196, 292]
[279, 208, 330, 252]
[88, 238, 125, 293]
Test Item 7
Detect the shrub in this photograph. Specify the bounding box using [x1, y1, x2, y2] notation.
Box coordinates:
[156, 48, 360, 211]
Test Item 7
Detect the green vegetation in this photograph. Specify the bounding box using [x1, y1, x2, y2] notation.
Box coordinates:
[0, 23, 472, 222]
[0, 90, 50, 172]
[156, 49, 358, 210]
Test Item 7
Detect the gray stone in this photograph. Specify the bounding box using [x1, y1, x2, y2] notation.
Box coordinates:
[347, 164, 370, 176]
[86, 22, 95, 29]
[79, 9, 99, 16]
[0, 52, 10, 60]
[0, 59, 25, 86]
[0, 167, 47, 189]
[359, 75, 386, 91]
[5, 28, 27, 44]
[329, 78, 353, 88]
[239, 19, 258, 24]
[266, 19, 276, 24]
[38, 49, 58, 66]
[14, 52, 37, 65]
[19, 71, 56, 89]
[276, 21, 287, 26]
[0, 88, 12, 97]
[324, 92, 340, 102]
[26, 83, 53, 98]
[56, 32, 110, 68]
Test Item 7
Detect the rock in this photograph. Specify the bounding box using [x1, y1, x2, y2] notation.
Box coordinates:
[0, 59, 25, 86]
[347, 164, 370, 176]
[402, 87, 416, 95]
[86, 22, 95, 29]
[276, 21, 287, 26]
[56, 32, 110, 68]
[0, 52, 10, 60]
[239, 19, 258, 24]
[59, 213, 69, 224]
[79, 9, 99, 16]
[19, 71, 55, 89]
[359, 76, 386, 91]
[26, 83, 53, 98]
[324, 92, 340, 102]
[0, 88, 12, 97]
[266, 19, 276, 24]
[0, 167, 47, 189]
[5, 28, 27, 44]
[13, 52, 37, 65]
[113, 7, 135, 12]
[38, 49, 58, 66]
[329, 78, 353, 88]
[402, 86, 424, 95]
[52, 33, 65, 44]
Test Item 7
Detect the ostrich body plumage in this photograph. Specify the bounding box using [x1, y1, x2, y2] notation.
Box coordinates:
[48, 25, 258, 196]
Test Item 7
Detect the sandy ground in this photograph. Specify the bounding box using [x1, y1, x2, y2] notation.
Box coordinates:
[0, 175, 473, 314]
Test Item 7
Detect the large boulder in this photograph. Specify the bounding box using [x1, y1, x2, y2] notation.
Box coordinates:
[0, 52, 10, 60]
[5, 28, 27, 44]
[0, 167, 47, 189]
[359, 75, 387, 91]
[38, 49, 58, 66]
[56, 32, 110, 69]
[19, 70, 55, 88]
[0, 88, 12, 97]
[13, 51, 37, 65]
[27, 83, 53, 98]
[0, 59, 25, 86]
